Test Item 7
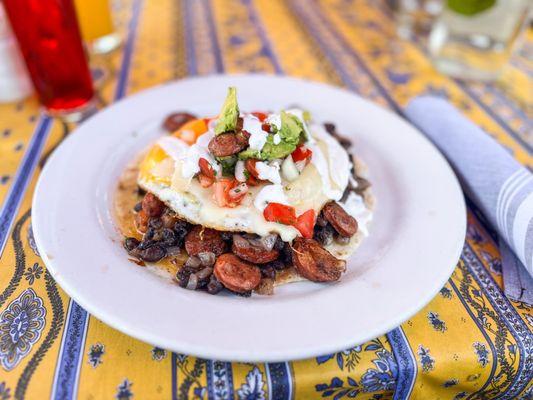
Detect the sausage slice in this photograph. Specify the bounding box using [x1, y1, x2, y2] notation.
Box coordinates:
[322, 201, 358, 237]
[214, 253, 262, 293]
[208, 131, 250, 157]
[184, 226, 227, 256]
[291, 238, 346, 282]
[163, 112, 196, 132]
[232, 234, 279, 264]
[142, 193, 165, 218]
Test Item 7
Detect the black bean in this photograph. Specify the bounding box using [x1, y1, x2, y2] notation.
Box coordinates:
[195, 267, 213, 289]
[174, 220, 191, 246]
[335, 234, 351, 245]
[186, 273, 199, 290]
[314, 224, 334, 246]
[198, 252, 215, 267]
[267, 260, 287, 271]
[207, 275, 224, 295]
[140, 245, 166, 262]
[161, 228, 177, 246]
[316, 212, 328, 227]
[232, 290, 252, 297]
[323, 122, 336, 134]
[138, 239, 157, 250]
[149, 218, 163, 229]
[221, 232, 233, 242]
[133, 202, 142, 212]
[137, 186, 146, 196]
[185, 256, 201, 269]
[124, 237, 140, 252]
[354, 177, 371, 194]
[260, 265, 276, 279]
[166, 246, 181, 257]
[176, 267, 193, 288]
[273, 236, 285, 251]
[324, 122, 352, 149]
[280, 242, 293, 265]
[144, 227, 156, 241]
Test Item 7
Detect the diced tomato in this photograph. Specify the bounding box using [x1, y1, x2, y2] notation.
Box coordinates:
[214, 179, 234, 207]
[198, 173, 214, 188]
[294, 209, 316, 239]
[228, 183, 249, 202]
[198, 157, 216, 179]
[251, 111, 268, 122]
[213, 178, 245, 208]
[263, 203, 297, 226]
[245, 159, 261, 179]
[261, 123, 271, 132]
[291, 145, 313, 163]
[246, 174, 260, 186]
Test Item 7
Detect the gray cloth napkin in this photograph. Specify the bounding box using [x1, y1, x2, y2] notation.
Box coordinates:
[404, 96, 533, 304]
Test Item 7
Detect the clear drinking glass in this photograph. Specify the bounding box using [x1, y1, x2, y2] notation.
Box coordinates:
[429, 0, 531, 81]
[395, 0, 444, 39]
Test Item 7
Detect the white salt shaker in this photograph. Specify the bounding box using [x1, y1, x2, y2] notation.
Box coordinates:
[0, 4, 32, 103]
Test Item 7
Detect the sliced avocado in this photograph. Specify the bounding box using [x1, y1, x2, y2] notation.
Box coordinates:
[215, 87, 239, 135]
[238, 111, 303, 161]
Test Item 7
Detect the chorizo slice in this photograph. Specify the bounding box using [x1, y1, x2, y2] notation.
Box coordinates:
[208, 132, 249, 157]
[231, 234, 279, 264]
[214, 253, 261, 293]
[322, 201, 358, 237]
[142, 193, 165, 218]
[184, 226, 227, 256]
[291, 238, 346, 282]
[163, 112, 196, 132]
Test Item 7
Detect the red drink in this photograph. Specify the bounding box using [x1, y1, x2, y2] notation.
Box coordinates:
[3, 0, 94, 114]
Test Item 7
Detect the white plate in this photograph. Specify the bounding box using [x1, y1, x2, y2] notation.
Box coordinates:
[33, 75, 466, 362]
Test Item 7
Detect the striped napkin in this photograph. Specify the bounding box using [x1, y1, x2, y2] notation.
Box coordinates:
[405, 96, 533, 304]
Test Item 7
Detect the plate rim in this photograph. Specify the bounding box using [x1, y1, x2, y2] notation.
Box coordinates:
[32, 73, 466, 362]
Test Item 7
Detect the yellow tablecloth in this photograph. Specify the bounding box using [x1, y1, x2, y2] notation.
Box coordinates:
[0, 1, 531, 399]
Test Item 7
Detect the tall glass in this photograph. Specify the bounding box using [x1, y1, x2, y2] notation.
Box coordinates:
[74, 0, 122, 54]
[395, 0, 444, 39]
[429, 0, 531, 81]
[3, 0, 95, 119]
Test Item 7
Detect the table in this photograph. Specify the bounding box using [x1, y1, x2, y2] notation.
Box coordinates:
[0, 1, 531, 399]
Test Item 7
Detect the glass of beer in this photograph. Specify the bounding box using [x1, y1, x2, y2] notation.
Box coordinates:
[3, 0, 95, 120]
[74, 0, 122, 54]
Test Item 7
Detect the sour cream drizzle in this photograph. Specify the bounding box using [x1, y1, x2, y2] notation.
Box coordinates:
[158, 111, 357, 221]
[156, 132, 221, 180]
[254, 184, 288, 211]
[255, 160, 281, 184]
[243, 114, 268, 151]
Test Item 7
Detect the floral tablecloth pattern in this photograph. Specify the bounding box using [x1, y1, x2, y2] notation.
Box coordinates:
[0, 1, 531, 399]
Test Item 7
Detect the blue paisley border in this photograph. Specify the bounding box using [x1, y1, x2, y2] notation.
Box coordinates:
[386, 327, 417, 400]
[206, 360, 234, 400]
[448, 276, 498, 395]
[50, 301, 89, 400]
[0, 116, 52, 257]
[265, 362, 293, 399]
[463, 244, 532, 399]
[48, 0, 144, 396]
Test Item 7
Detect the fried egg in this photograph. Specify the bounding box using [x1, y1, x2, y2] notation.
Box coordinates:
[137, 117, 373, 255]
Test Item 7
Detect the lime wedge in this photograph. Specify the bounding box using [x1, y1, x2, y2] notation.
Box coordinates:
[447, 0, 496, 15]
